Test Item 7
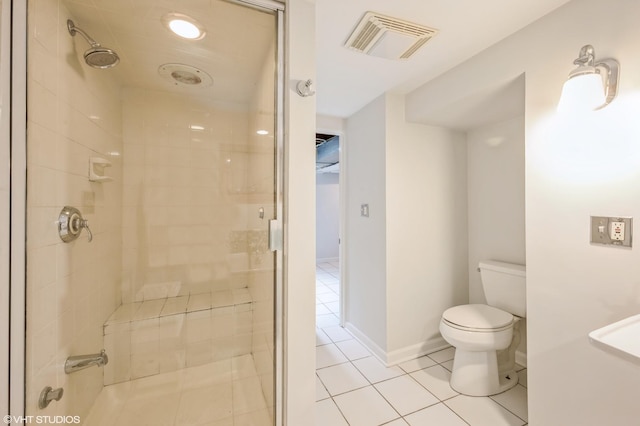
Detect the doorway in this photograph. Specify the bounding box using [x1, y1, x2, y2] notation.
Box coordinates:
[315, 133, 342, 328]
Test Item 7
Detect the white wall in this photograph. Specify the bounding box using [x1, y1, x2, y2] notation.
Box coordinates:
[316, 172, 339, 261]
[385, 94, 468, 359]
[407, 0, 640, 424]
[466, 115, 527, 359]
[345, 93, 468, 364]
[317, 114, 345, 133]
[284, 0, 317, 423]
[344, 94, 388, 353]
[467, 116, 526, 303]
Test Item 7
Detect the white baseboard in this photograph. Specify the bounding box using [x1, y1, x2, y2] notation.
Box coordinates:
[385, 338, 450, 366]
[344, 322, 387, 363]
[344, 321, 450, 367]
[344, 321, 527, 371]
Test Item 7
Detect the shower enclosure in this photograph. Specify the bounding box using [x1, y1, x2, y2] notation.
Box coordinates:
[22, 0, 283, 424]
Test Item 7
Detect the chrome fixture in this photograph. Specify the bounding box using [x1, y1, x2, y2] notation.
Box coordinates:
[558, 44, 619, 112]
[64, 349, 108, 374]
[296, 79, 315, 97]
[58, 206, 93, 243]
[38, 386, 64, 409]
[67, 19, 120, 69]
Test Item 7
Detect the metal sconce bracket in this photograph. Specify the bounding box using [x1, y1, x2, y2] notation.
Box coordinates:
[568, 44, 620, 110]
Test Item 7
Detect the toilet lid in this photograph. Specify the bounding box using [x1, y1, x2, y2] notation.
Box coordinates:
[442, 304, 513, 330]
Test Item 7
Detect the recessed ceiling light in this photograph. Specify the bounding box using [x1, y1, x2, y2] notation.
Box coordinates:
[256, 130, 269, 135]
[162, 13, 205, 40]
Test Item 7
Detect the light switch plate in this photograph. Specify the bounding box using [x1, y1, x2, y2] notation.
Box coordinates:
[591, 216, 632, 247]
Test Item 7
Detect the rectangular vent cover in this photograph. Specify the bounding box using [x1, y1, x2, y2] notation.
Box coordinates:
[344, 12, 438, 60]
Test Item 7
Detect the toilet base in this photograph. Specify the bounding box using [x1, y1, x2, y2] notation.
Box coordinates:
[449, 348, 519, 396]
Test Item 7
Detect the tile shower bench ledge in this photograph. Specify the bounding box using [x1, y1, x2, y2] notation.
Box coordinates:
[102, 288, 254, 384]
[105, 288, 253, 328]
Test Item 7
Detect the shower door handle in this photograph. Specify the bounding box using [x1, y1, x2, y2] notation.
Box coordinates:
[268, 220, 282, 251]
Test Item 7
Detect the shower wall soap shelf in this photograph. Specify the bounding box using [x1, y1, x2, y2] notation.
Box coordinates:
[89, 157, 112, 182]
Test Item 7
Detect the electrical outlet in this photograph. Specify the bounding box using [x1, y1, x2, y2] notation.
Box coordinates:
[610, 221, 625, 241]
[591, 216, 632, 247]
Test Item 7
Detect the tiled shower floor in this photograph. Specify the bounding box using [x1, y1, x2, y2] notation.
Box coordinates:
[84, 354, 271, 426]
[315, 261, 529, 426]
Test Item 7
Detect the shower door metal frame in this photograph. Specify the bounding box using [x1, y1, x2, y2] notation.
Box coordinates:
[0, 0, 14, 419]
[274, 6, 285, 426]
[9, 0, 27, 422]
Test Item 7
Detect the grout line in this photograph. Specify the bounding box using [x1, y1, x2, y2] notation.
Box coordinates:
[489, 393, 528, 423]
[329, 395, 351, 425]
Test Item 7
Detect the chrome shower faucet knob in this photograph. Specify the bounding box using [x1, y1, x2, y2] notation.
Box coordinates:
[58, 206, 93, 243]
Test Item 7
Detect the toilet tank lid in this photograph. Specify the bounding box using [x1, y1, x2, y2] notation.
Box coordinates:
[443, 304, 513, 329]
[479, 260, 525, 277]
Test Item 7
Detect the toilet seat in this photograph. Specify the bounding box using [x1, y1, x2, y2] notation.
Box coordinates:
[442, 304, 513, 332]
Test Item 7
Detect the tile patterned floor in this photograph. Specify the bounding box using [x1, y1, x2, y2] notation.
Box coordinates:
[84, 354, 270, 426]
[315, 261, 529, 426]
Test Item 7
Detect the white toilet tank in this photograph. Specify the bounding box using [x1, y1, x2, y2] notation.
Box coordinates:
[479, 260, 526, 317]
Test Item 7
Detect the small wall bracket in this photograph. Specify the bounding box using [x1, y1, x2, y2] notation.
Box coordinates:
[296, 79, 315, 97]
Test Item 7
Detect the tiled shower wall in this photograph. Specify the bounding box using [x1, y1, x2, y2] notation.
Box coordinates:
[121, 88, 269, 302]
[27, 0, 123, 419]
[120, 88, 276, 394]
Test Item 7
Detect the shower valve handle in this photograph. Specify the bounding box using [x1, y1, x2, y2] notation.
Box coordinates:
[58, 206, 93, 243]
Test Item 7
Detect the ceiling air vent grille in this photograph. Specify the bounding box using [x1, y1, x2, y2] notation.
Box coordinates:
[349, 21, 382, 52]
[344, 12, 438, 60]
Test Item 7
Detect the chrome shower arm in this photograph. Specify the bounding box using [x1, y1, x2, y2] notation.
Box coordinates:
[67, 19, 100, 48]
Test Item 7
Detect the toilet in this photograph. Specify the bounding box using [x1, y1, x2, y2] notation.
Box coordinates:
[439, 260, 526, 396]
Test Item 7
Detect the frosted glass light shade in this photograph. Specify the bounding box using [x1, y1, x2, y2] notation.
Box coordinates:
[169, 20, 201, 39]
[558, 73, 606, 113]
[162, 13, 205, 40]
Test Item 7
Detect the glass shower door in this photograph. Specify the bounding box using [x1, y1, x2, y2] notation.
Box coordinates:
[23, 0, 281, 424]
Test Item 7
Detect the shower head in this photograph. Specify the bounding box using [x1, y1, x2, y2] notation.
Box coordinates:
[67, 19, 119, 69]
[84, 47, 120, 69]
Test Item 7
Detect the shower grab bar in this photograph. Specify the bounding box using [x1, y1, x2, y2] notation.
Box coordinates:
[64, 349, 108, 374]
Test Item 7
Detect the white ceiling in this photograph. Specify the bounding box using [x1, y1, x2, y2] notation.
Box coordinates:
[63, 0, 276, 105]
[316, 0, 571, 118]
[62, 0, 571, 121]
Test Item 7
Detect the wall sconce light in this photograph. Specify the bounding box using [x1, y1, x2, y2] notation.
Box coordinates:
[558, 45, 619, 112]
